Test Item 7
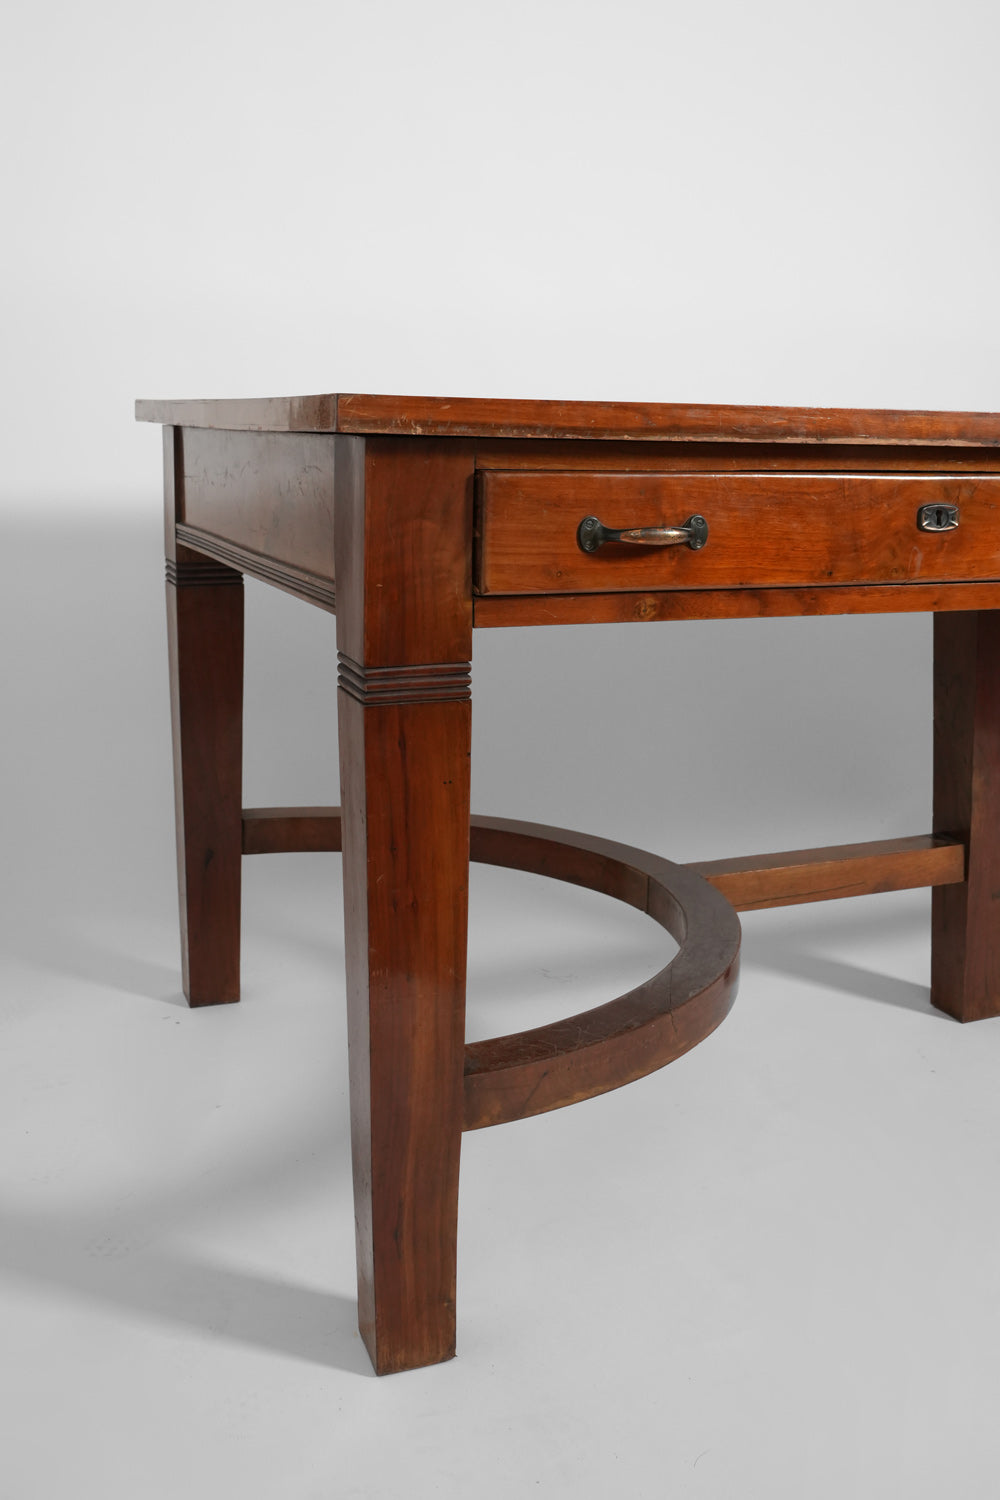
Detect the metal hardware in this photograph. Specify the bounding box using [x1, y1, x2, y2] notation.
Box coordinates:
[577, 513, 709, 553]
[917, 503, 960, 533]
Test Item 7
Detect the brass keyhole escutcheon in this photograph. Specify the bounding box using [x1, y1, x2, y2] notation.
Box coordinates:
[917, 503, 960, 533]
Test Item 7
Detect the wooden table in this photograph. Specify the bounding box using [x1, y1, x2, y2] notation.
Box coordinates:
[136, 393, 1000, 1374]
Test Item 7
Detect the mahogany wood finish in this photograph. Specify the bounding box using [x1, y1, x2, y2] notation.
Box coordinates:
[171, 425, 338, 611]
[472, 440, 1000, 475]
[691, 835, 965, 911]
[241, 806, 963, 912]
[167, 570, 244, 999]
[175, 524, 336, 612]
[243, 807, 741, 1128]
[477, 471, 1000, 596]
[178, 428, 338, 582]
[139, 392, 1000, 1377]
[463, 817, 740, 1129]
[334, 437, 475, 1376]
[164, 425, 244, 1007]
[931, 612, 1000, 1021]
[473, 580, 1000, 628]
[242, 807, 342, 855]
[137, 393, 1000, 446]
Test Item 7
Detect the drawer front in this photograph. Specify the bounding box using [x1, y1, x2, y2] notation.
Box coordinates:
[476, 470, 1000, 595]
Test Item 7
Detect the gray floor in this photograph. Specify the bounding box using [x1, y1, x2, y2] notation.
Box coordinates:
[3, 513, 1000, 1498]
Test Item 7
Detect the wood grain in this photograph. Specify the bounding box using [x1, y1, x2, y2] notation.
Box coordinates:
[463, 816, 740, 1129]
[137, 393, 1000, 447]
[691, 835, 964, 911]
[334, 436, 475, 666]
[473, 580, 1000, 627]
[178, 428, 337, 582]
[336, 654, 471, 705]
[931, 612, 1000, 1020]
[175, 524, 336, 611]
[473, 439, 1000, 475]
[241, 809, 962, 910]
[477, 470, 1000, 595]
[166, 555, 244, 1007]
[335, 438, 475, 1375]
[242, 807, 341, 855]
[138, 393, 341, 433]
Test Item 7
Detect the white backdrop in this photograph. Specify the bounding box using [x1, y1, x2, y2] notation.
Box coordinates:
[2, 2, 1000, 1496]
[3, 0, 998, 506]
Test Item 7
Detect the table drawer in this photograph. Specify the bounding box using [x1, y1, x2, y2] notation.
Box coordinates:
[476, 470, 1000, 595]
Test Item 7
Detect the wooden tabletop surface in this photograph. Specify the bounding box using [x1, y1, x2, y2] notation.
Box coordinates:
[135, 393, 1000, 446]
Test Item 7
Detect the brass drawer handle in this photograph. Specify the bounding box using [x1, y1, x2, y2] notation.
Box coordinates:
[577, 513, 708, 553]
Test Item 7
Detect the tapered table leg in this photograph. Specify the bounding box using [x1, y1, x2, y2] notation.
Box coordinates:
[335, 435, 475, 1373]
[338, 689, 471, 1372]
[166, 550, 244, 1007]
[931, 610, 1000, 1021]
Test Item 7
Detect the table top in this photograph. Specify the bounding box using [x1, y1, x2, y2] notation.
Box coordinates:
[135, 393, 1000, 447]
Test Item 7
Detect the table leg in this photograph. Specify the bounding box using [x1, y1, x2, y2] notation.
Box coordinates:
[338, 688, 471, 1374]
[166, 551, 244, 1007]
[333, 434, 475, 1373]
[931, 610, 1000, 1021]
